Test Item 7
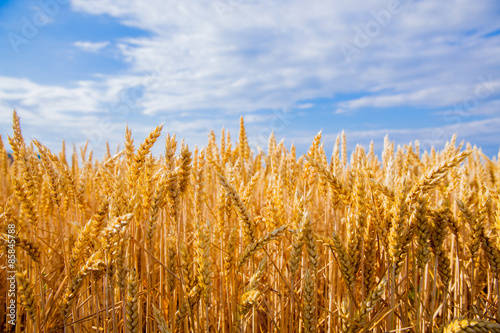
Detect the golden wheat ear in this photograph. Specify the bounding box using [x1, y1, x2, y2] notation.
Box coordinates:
[6, 113, 500, 332]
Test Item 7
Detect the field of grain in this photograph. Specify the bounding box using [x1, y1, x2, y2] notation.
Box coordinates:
[1, 111, 500, 333]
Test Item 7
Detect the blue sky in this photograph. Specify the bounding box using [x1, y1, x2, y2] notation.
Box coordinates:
[1, 0, 500, 158]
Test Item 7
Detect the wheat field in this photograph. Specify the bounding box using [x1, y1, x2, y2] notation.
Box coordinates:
[1, 111, 500, 333]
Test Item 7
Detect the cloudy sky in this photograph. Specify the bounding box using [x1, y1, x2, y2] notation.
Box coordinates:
[1, 0, 499, 158]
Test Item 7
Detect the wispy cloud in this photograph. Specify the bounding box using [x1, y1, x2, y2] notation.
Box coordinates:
[339, 78, 500, 110]
[0, 76, 106, 115]
[74, 41, 110, 53]
[0, 0, 499, 157]
[66, 0, 500, 115]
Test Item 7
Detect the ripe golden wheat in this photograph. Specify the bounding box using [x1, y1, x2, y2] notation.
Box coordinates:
[1, 111, 500, 333]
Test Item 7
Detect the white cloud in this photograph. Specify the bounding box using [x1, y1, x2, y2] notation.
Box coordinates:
[0, 76, 107, 115]
[298, 103, 314, 109]
[65, 0, 500, 115]
[339, 79, 500, 110]
[1, 0, 499, 156]
[335, 108, 350, 114]
[74, 41, 110, 53]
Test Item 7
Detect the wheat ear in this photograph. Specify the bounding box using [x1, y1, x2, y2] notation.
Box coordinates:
[152, 305, 171, 333]
[303, 269, 316, 333]
[437, 318, 500, 333]
[126, 268, 139, 333]
[237, 224, 288, 269]
[16, 270, 37, 323]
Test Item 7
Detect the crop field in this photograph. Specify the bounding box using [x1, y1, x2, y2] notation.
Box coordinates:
[2, 111, 500, 333]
